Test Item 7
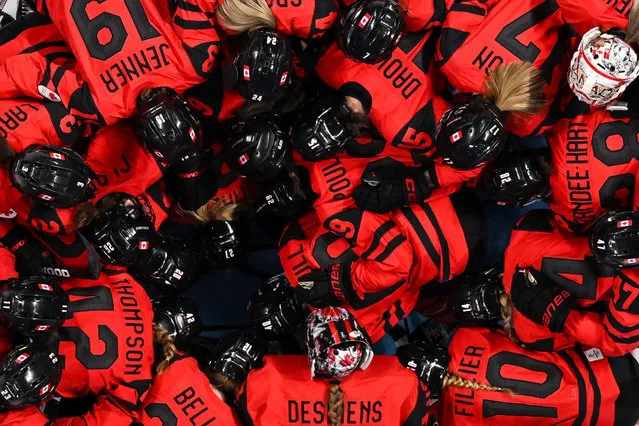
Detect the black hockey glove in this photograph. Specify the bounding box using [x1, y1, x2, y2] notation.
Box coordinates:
[353, 164, 431, 213]
[295, 264, 352, 307]
[510, 268, 576, 333]
[397, 342, 449, 399]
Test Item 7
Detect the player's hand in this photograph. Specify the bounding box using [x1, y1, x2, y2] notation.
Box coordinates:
[295, 264, 351, 307]
[510, 268, 576, 332]
[353, 164, 430, 213]
[397, 342, 449, 399]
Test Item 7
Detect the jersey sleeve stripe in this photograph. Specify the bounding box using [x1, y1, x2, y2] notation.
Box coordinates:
[449, 3, 486, 16]
[401, 207, 441, 270]
[558, 352, 588, 425]
[575, 350, 601, 426]
[374, 234, 407, 263]
[173, 16, 216, 30]
[360, 220, 396, 259]
[419, 204, 450, 281]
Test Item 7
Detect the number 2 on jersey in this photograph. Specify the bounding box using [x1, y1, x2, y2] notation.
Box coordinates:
[71, 0, 161, 61]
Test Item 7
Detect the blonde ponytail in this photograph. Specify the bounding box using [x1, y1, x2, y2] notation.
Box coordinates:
[483, 62, 547, 116]
[179, 199, 240, 223]
[216, 0, 276, 34]
[625, 0, 639, 44]
[499, 292, 522, 345]
[327, 383, 345, 426]
[153, 324, 177, 375]
[442, 372, 516, 397]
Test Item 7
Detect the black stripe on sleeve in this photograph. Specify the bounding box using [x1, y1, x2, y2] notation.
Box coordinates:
[173, 16, 216, 30]
[360, 220, 395, 259]
[558, 352, 587, 426]
[401, 207, 440, 269]
[374, 234, 407, 263]
[450, 3, 486, 15]
[575, 351, 600, 426]
[420, 204, 450, 281]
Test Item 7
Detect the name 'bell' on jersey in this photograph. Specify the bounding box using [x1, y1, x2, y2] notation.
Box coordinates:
[135, 354, 241, 426]
[547, 105, 639, 233]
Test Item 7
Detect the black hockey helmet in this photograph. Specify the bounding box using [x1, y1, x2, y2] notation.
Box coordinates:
[10, 145, 95, 208]
[255, 175, 308, 218]
[481, 149, 551, 207]
[131, 238, 197, 292]
[223, 114, 291, 182]
[337, 0, 403, 64]
[153, 296, 202, 344]
[451, 269, 503, 323]
[590, 210, 639, 268]
[200, 220, 246, 266]
[212, 328, 265, 382]
[291, 93, 354, 162]
[0, 343, 62, 408]
[436, 95, 507, 170]
[80, 193, 157, 266]
[135, 87, 203, 164]
[227, 28, 294, 102]
[0, 276, 69, 335]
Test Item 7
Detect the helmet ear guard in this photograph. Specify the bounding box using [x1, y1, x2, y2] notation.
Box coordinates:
[153, 296, 202, 346]
[590, 210, 639, 268]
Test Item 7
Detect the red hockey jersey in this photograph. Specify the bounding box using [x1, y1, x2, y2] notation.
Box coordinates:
[556, 0, 633, 35]
[439, 327, 639, 426]
[0, 407, 50, 426]
[435, 0, 574, 136]
[547, 106, 639, 233]
[136, 354, 241, 426]
[504, 210, 639, 356]
[316, 32, 450, 151]
[279, 191, 483, 341]
[0, 0, 221, 125]
[236, 355, 430, 425]
[0, 244, 18, 281]
[269, 0, 339, 39]
[56, 270, 154, 409]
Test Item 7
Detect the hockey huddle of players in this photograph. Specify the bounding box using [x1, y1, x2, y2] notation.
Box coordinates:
[0, 0, 639, 424]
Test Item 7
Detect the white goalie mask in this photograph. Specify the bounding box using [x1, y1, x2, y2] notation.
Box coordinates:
[568, 27, 639, 107]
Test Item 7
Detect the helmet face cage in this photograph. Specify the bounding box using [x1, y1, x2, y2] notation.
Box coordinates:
[569, 27, 639, 107]
[436, 97, 506, 170]
[305, 307, 373, 380]
[590, 210, 639, 267]
[234, 29, 294, 102]
[136, 89, 202, 164]
[0, 345, 62, 408]
[338, 0, 403, 64]
[10, 145, 95, 208]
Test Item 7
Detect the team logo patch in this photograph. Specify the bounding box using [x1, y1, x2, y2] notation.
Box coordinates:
[34, 325, 50, 331]
[189, 127, 196, 141]
[359, 13, 371, 28]
[280, 72, 289, 86]
[37, 85, 61, 102]
[49, 152, 65, 160]
[450, 130, 463, 143]
[38, 283, 52, 291]
[39, 383, 50, 395]
[138, 241, 149, 250]
[624, 258, 639, 265]
[238, 153, 250, 165]
[15, 354, 29, 364]
[243, 65, 250, 81]
[618, 220, 633, 228]
[38, 194, 54, 201]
